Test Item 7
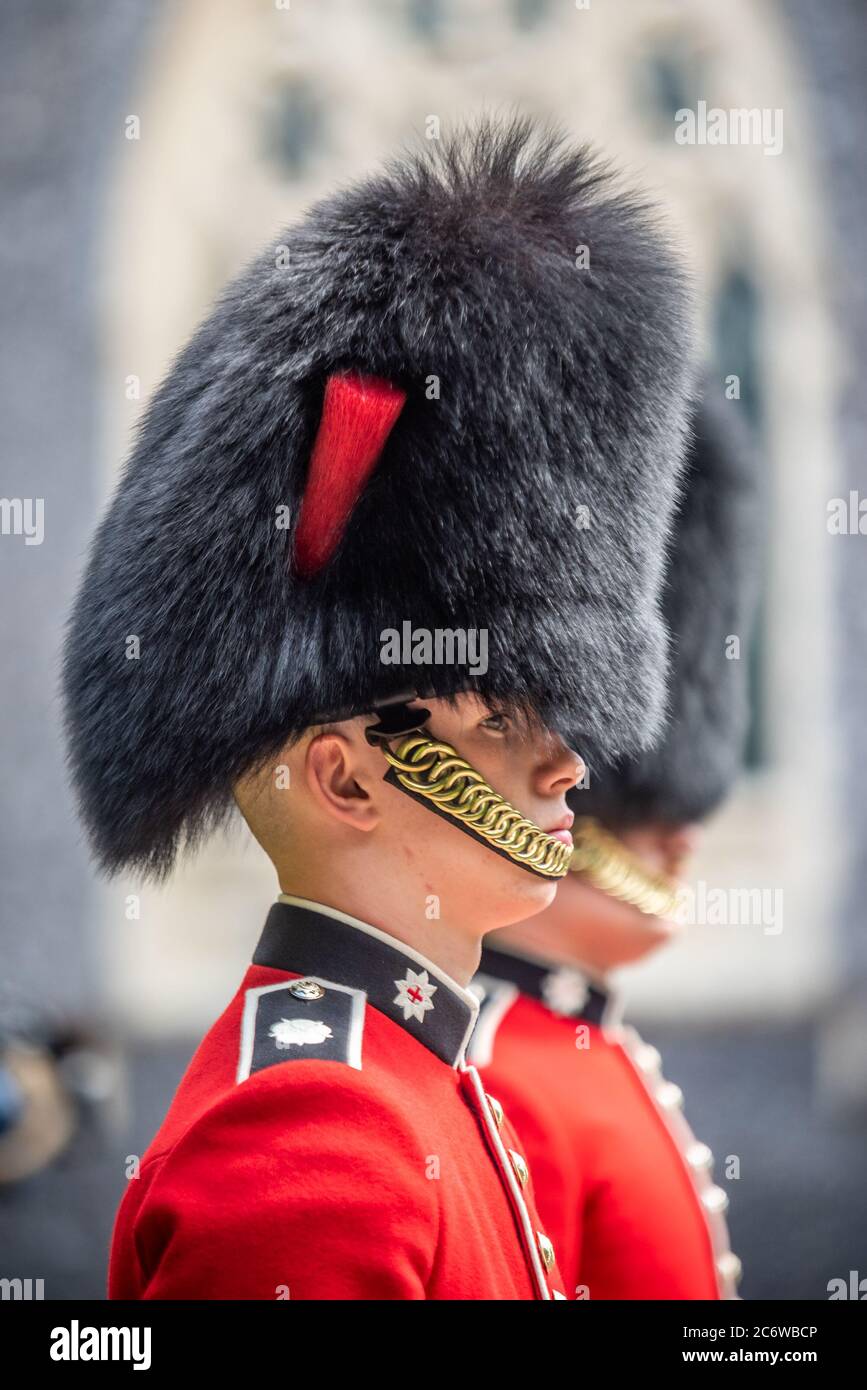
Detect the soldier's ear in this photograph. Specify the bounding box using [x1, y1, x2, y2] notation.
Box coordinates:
[304, 730, 381, 832]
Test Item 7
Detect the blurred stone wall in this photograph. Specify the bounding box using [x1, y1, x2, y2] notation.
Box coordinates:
[0, 0, 155, 1034]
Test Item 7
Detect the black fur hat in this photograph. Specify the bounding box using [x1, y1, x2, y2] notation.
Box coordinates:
[572, 390, 761, 828]
[63, 117, 695, 877]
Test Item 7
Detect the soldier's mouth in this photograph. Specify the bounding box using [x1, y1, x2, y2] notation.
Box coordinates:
[545, 815, 575, 846]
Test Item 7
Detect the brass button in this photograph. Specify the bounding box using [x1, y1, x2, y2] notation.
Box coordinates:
[702, 1184, 730, 1216]
[656, 1081, 684, 1112]
[289, 978, 325, 1001]
[537, 1232, 556, 1270]
[717, 1250, 743, 1285]
[686, 1141, 714, 1172]
[635, 1042, 662, 1076]
[486, 1093, 504, 1128]
[509, 1149, 529, 1186]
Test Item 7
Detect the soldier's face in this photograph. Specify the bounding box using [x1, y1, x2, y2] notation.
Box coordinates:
[370, 694, 584, 929]
[521, 821, 702, 972]
[619, 823, 702, 885]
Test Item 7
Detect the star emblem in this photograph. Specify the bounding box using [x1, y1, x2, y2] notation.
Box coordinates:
[269, 1017, 333, 1049]
[541, 967, 590, 1017]
[393, 968, 437, 1023]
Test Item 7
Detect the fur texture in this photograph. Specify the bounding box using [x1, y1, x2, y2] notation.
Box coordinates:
[572, 390, 762, 827]
[63, 117, 695, 876]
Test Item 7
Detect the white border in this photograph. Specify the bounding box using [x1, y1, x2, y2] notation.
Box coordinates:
[467, 977, 520, 1068]
[237, 975, 366, 1082]
[461, 1061, 555, 1300]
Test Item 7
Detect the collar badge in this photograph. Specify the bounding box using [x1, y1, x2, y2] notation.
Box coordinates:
[541, 967, 590, 1017]
[394, 967, 437, 1023]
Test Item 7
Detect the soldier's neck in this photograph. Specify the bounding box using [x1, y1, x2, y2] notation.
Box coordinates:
[494, 916, 610, 980]
[275, 862, 485, 988]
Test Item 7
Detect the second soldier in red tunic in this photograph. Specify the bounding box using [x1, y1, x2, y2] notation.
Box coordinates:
[472, 392, 760, 1300]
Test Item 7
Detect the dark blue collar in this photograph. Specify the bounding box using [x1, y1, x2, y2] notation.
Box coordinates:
[252, 897, 479, 1068]
[475, 942, 615, 1026]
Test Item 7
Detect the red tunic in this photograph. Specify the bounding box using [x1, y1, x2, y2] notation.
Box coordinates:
[108, 899, 566, 1300]
[470, 945, 741, 1301]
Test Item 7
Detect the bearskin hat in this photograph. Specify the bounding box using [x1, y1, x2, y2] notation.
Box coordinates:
[573, 388, 762, 827]
[63, 117, 695, 877]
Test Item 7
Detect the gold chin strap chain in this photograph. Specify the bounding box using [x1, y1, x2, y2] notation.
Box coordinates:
[381, 733, 573, 880]
[569, 816, 681, 918]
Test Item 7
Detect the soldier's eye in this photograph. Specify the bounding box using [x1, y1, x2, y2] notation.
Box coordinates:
[480, 711, 510, 734]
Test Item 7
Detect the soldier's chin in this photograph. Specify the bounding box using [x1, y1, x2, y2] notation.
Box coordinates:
[579, 861, 687, 937]
[501, 859, 560, 919]
[570, 878, 682, 969]
[615, 899, 685, 966]
[646, 909, 684, 941]
[615, 889, 684, 936]
[433, 820, 561, 926]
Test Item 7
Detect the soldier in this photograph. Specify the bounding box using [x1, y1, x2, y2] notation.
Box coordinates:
[471, 394, 760, 1300]
[62, 118, 694, 1299]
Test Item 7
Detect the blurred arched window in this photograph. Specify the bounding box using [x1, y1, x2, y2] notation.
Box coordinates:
[711, 259, 766, 772]
[405, 0, 446, 42]
[636, 36, 709, 138]
[264, 77, 326, 180]
[511, 0, 554, 31]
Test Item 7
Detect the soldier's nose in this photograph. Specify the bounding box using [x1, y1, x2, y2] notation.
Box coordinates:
[539, 740, 585, 796]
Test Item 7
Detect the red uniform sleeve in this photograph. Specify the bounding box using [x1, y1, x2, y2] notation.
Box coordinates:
[115, 1063, 438, 1300]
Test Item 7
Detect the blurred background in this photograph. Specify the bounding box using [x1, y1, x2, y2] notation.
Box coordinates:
[1, 0, 866, 1299]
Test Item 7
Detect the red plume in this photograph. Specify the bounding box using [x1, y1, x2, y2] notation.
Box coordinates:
[293, 372, 407, 578]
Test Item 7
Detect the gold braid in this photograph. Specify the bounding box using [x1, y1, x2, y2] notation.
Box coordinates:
[381, 734, 573, 879]
[569, 816, 681, 918]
